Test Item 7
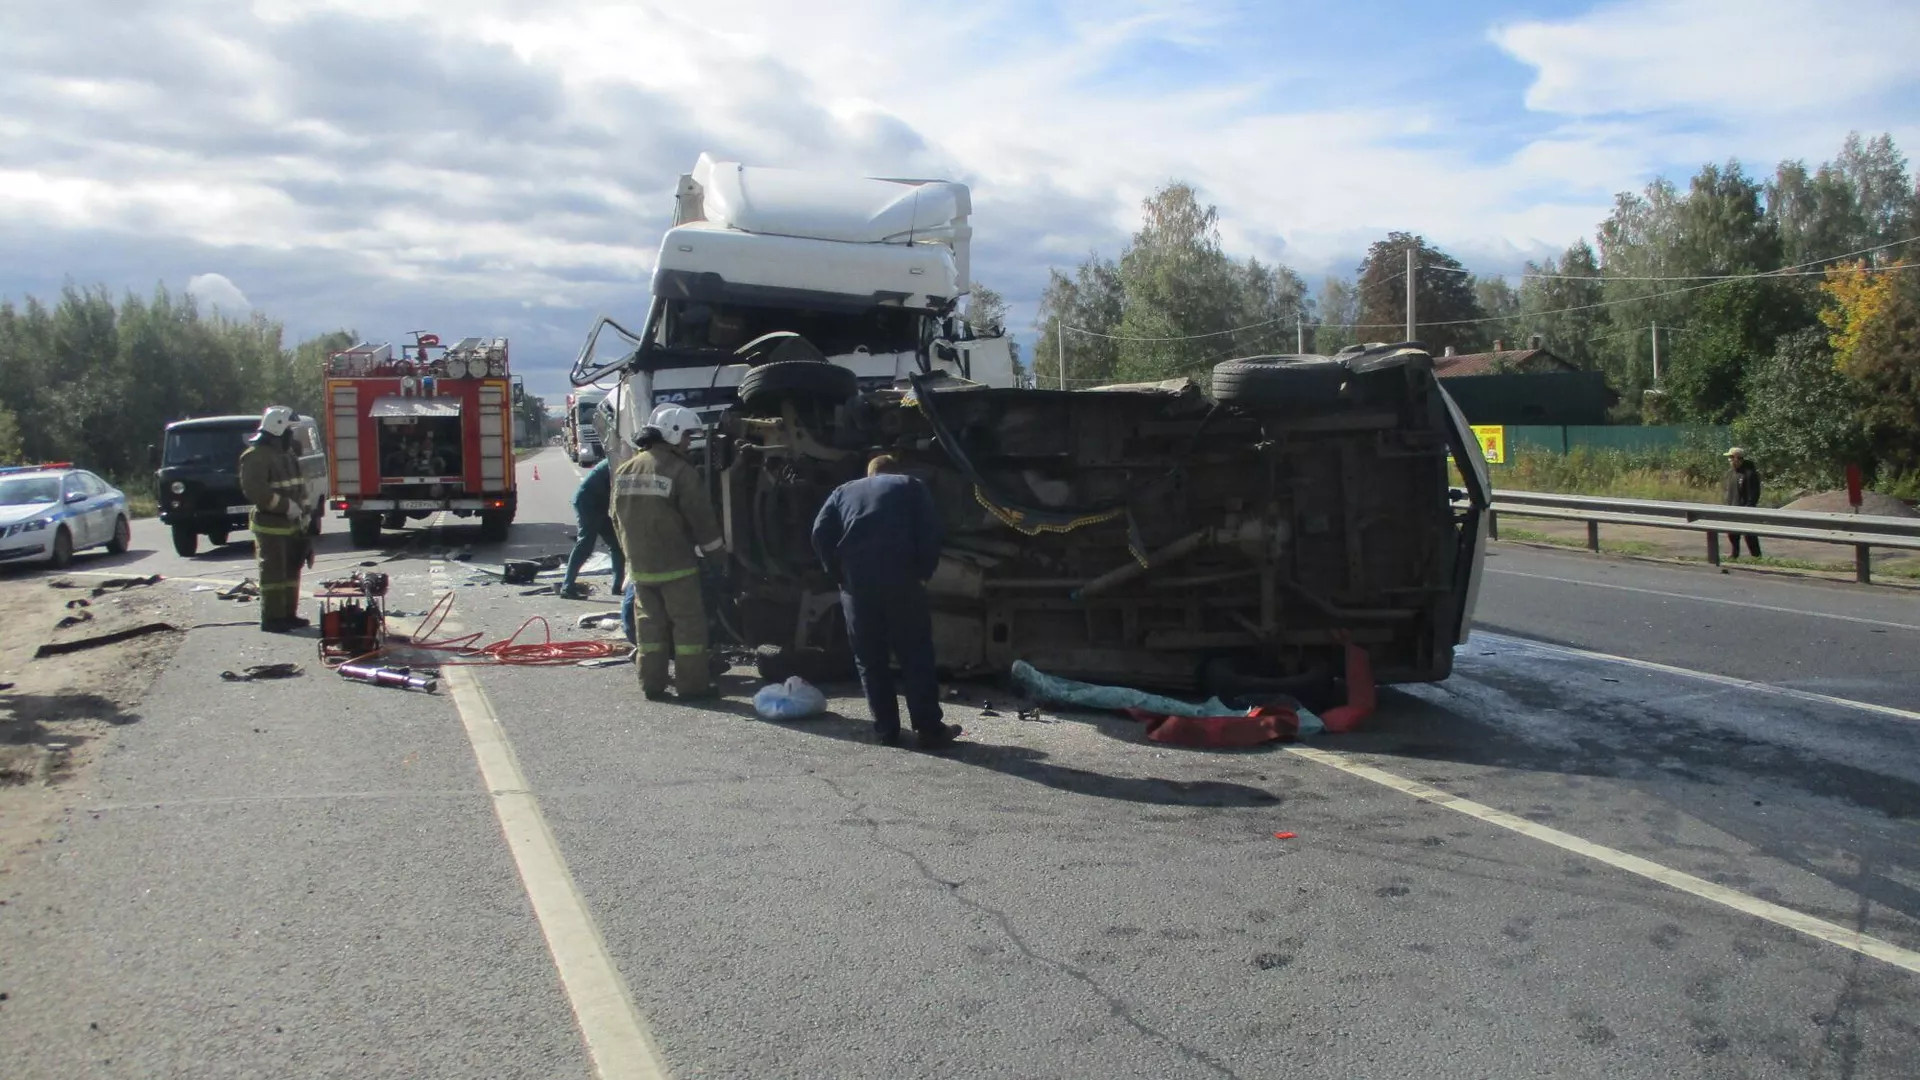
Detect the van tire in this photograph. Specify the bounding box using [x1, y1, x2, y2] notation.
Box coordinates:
[754, 643, 856, 684]
[1211, 355, 1348, 408]
[308, 508, 324, 536]
[171, 525, 199, 558]
[737, 361, 858, 415]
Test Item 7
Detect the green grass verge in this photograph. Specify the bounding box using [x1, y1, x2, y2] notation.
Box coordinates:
[127, 494, 158, 519]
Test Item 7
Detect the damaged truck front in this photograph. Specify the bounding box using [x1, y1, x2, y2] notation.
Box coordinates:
[576, 155, 1489, 693]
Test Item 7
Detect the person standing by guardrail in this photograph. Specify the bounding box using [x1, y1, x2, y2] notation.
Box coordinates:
[1722, 447, 1763, 559]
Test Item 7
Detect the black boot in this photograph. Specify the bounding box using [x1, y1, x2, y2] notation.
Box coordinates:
[916, 722, 964, 750]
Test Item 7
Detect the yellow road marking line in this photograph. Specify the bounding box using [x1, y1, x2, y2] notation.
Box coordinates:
[1473, 631, 1920, 724]
[1486, 568, 1920, 632]
[444, 663, 671, 1079]
[1285, 745, 1920, 976]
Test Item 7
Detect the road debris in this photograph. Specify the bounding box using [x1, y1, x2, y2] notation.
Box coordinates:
[87, 575, 164, 597]
[220, 663, 305, 682]
[34, 623, 181, 659]
[1273, 832, 1296, 840]
[216, 579, 260, 602]
[54, 610, 94, 630]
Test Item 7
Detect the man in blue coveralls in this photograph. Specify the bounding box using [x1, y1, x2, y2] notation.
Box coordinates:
[558, 457, 625, 600]
[811, 455, 963, 749]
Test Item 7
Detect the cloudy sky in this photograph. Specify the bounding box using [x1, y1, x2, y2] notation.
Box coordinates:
[4, 0, 1917, 402]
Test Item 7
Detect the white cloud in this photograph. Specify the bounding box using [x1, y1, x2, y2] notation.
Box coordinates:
[3, 0, 1918, 403]
[186, 271, 251, 311]
[1493, 0, 1920, 119]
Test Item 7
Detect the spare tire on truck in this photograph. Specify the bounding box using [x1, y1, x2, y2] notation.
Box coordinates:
[737, 360, 859, 416]
[1211, 355, 1348, 409]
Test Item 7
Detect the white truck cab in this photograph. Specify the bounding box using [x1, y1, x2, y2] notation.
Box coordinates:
[573, 154, 1009, 459]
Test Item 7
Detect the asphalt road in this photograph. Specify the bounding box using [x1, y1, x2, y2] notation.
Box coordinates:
[2, 447, 1915, 1079]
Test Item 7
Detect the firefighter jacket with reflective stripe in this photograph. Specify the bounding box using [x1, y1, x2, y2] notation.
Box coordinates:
[239, 439, 306, 535]
[611, 444, 723, 583]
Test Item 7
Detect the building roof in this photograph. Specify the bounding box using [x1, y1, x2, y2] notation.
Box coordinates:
[1432, 347, 1581, 378]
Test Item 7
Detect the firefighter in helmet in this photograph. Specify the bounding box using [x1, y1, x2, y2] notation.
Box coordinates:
[238, 405, 311, 632]
[611, 403, 724, 700]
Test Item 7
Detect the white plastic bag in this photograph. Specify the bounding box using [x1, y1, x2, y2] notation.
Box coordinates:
[753, 676, 827, 721]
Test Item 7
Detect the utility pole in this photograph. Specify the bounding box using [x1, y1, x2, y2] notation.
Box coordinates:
[1057, 317, 1067, 391]
[1296, 316, 1304, 354]
[1405, 246, 1416, 342]
[1650, 322, 1660, 384]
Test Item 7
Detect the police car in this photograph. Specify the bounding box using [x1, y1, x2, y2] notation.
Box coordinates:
[0, 464, 133, 569]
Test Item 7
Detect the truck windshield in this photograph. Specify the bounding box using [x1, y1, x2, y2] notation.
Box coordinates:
[0, 476, 62, 505]
[165, 427, 252, 468]
[575, 405, 595, 426]
[662, 301, 921, 358]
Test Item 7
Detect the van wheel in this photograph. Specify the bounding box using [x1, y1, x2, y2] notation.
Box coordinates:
[106, 516, 131, 555]
[308, 509, 324, 536]
[50, 527, 74, 569]
[1211, 355, 1348, 409]
[171, 524, 199, 558]
[207, 529, 230, 547]
[348, 514, 382, 547]
[754, 643, 856, 684]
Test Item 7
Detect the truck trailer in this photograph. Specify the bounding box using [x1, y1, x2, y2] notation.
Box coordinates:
[324, 333, 518, 546]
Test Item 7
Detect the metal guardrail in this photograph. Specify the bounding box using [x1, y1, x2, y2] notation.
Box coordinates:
[1474, 490, 1920, 584]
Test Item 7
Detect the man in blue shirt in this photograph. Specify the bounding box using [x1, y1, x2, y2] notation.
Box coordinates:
[810, 455, 962, 749]
[559, 457, 625, 600]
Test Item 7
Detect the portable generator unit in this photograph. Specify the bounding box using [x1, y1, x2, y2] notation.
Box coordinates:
[315, 571, 390, 662]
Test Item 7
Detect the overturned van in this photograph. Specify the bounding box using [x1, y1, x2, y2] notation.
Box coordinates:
[699, 342, 1490, 694]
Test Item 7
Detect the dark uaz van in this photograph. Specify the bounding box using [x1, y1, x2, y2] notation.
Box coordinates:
[156, 414, 328, 556]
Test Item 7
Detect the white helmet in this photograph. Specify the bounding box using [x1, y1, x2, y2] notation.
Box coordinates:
[258, 405, 297, 438]
[646, 403, 703, 444]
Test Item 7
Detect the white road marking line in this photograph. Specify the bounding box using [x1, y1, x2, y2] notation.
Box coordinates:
[443, 653, 671, 1079]
[1487, 567, 1920, 632]
[1284, 745, 1920, 976]
[395, 533, 663, 1079]
[1470, 631, 1920, 724]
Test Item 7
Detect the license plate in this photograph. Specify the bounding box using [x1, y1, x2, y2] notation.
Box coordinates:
[226, 504, 252, 515]
[398, 499, 442, 510]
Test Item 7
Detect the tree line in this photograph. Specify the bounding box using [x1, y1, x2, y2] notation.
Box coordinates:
[0, 284, 557, 493]
[0, 284, 352, 489]
[1033, 132, 1920, 489]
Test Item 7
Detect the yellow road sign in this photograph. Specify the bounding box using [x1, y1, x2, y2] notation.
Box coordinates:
[1471, 425, 1506, 464]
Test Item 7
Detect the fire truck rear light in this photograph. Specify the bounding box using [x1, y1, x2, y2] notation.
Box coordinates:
[332, 500, 348, 511]
[489, 499, 506, 509]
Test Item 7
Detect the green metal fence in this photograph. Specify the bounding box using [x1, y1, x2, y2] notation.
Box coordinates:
[1505, 425, 1729, 454]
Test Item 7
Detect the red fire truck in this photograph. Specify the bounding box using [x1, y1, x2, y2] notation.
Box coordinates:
[323, 332, 518, 546]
